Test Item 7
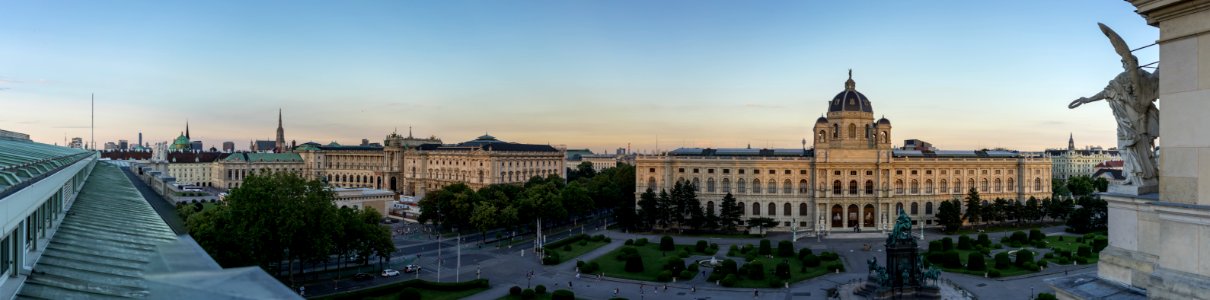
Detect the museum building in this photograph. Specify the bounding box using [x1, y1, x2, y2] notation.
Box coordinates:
[635, 74, 1052, 232]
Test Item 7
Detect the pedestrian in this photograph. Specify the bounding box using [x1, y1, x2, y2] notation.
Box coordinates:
[754, 288, 759, 298]
[576, 273, 581, 279]
[614, 288, 619, 296]
[691, 285, 696, 293]
[663, 284, 668, 292]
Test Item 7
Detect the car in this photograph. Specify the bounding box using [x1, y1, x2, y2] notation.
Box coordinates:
[381, 269, 400, 277]
[404, 264, 422, 273]
[352, 273, 373, 281]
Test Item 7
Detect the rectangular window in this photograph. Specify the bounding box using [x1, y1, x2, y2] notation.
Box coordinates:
[754, 169, 761, 174]
[926, 170, 932, 175]
[866, 171, 873, 176]
[724, 169, 731, 174]
[708, 169, 714, 174]
[800, 170, 807, 175]
[678, 168, 685, 173]
[911, 170, 918, 175]
[850, 171, 857, 176]
[896, 170, 903, 175]
[784, 170, 791, 175]
[739, 169, 745, 174]
[649, 168, 655, 173]
[693, 168, 699, 174]
[834, 171, 841, 176]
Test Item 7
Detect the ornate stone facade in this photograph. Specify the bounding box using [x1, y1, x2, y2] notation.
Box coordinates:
[635, 74, 1052, 232]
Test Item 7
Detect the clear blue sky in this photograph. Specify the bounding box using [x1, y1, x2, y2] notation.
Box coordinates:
[0, 1, 1157, 152]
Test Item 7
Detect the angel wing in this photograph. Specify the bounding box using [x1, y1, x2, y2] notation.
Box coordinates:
[1099, 23, 1138, 69]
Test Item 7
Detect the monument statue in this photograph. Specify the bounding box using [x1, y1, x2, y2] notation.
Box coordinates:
[1069, 23, 1159, 193]
[856, 208, 940, 299]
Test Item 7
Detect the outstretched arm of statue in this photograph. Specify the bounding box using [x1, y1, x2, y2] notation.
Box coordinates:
[1069, 91, 1106, 109]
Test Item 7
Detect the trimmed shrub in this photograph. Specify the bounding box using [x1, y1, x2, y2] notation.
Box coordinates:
[696, 240, 708, 253]
[958, 235, 973, 250]
[798, 248, 813, 260]
[942, 251, 963, 269]
[661, 257, 685, 274]
[802, 254, 821, 268]
[977, 233, 991, 247]
[995, 252, 1012, 269]
[746, 261, 766, 279]
[1043, 253, 1055, 259]
[535, 285, 547, 294]
[1074, 256, 1089, 265]
[1015, 249, 1035, 267]
[827, 262, 844, 272]
[509, 286, 523, 297]
[759, 239, 772, 255]
[657, 270, 673, 282]
[720, 259, 738, 275]
[967, 253, 987, 271]
[928, 240, 944, 253]
[819, 252, 840, 261]
[778, 240, 794, 257]
[1023, 261, 1039, 272]
[728, 244, 739, 256]
[677, 250, 690, 259]
[680, 269, 694, 279]
[941, 237, 954, 251]
[582, 261, 600, 274]
[521, 288, 535, 300]
[1092, 237, 1109, 252]
[552, 289, 575, 300]
[624, 239, 634, 246]
[398, 287, 421, 300]
[687, 262, 700, 273]
[989, 269, 1002, 278]
[1029, 229, 1045, 241]
[775, 261, 791, 279]
[543, 252, 561, 265]
[624, 254, 644, 272]
[721, 274, 738, 287]
[768, 279, 784, 288]
[1037, 293, 1058, 300]
[1077, 245, 1092, 258]
[635, 238, 649, 246]
[660, 236, 675, 251]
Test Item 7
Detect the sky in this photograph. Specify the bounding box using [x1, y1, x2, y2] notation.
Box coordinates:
[0, 1, 1158, 153]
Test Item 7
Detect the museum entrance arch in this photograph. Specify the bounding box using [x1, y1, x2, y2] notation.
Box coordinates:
[863, 204, 876, 227]
[831, 205, 843, 228]
[847, 204, 859, 228]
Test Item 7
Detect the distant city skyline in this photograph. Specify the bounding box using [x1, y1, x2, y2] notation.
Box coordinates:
[0, 1, 1157, 152]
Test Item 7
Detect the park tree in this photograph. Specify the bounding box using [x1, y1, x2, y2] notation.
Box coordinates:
[1052, 178, 1071, 199]
[747, 217, 779, 236]
[471, 203, 499, 241]
[1093, 177, 1109, 193]
[936, 199, 963, 233]
[964, 187, 982, 225]
[718, 192, 741, 232]
[637, 188, 658, 230]
[702, 200, 719, 230]
[1067, 176, 1096, 197]
[560, 181, 595, 221]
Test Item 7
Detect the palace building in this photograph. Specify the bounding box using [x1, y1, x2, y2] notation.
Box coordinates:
[635, 73, 1052, 232]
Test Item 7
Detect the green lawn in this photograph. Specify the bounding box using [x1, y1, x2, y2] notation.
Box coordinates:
[726, 255, 834, 288]
[591, 243, 699, 282]
[546, 240, 610, 264]
[929, 248, 1036, 278]
[1042, 233, 1105, 265]
[365, 287, 488, 300]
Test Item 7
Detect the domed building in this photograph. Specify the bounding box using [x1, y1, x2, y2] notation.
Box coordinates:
[636, 72, 1052, 232]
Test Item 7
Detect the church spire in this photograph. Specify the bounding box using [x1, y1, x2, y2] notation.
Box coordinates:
[275, 108, 286, 153]
[185, 120, 190, 140]
[1068, 133, 1075, 151]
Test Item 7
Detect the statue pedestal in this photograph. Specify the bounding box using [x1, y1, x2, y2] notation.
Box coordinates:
[1108, 184, 1158, 196]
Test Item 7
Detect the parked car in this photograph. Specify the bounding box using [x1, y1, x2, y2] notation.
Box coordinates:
[381, 269, 400, 277]
[352, 273, 373, 281]
[404, 264, 422, 273]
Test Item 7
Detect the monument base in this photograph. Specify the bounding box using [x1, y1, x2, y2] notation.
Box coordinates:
[1108, 183, 1158, 196]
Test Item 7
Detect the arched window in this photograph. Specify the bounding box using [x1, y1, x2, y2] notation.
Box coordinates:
[1035, 178, 1042, 191]
[925, 202, 934, 214]
[1007, 178, 1015, 192]
[706, 201, 715, 214]
[768, 203, 777, 216]
[849, 180, 858, 195]
[911, 202, 919, 215]
[895, 179, 904, 194]
[833, 180, 842, 195]
[981, 178, 989, 192]
[783, 179, 792, 194]
[940, 179, 948, 194]
[848, 123, 857, 138]
[865, 180, 874, 194]
[994, 178, 1002, 192]
[706, 178, 716, 192]
[925, 179, 934, 194]
[783, 203, 791, 216]
[722, 178, 731, 192]
[954, 180, 963, 193]
[881, 131, 889, 143]
[818, 130, 827, 143]
[738, 178, 747, 193]
[753, 179, 762, 193]
[968, 179, 976, 192]
[910, 179, 920, 194]
[896, 202, 904, 213]
[738, 202, 746, 214]
[799, 203, 808, 216]
[692, 178, 701, 191]
[767, 180, 777, 194]
[753, 203, 761, 216]
[799, 179, 809, 194]
[833, 124, 840, 138]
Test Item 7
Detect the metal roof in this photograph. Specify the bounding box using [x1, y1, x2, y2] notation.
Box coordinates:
[0, 138, 91, 195]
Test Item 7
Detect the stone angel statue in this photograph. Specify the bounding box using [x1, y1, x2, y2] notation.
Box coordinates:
[1069, 23, 1159, 190]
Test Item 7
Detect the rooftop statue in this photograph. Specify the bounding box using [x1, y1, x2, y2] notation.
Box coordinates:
[1069, 23, 1159, 191]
